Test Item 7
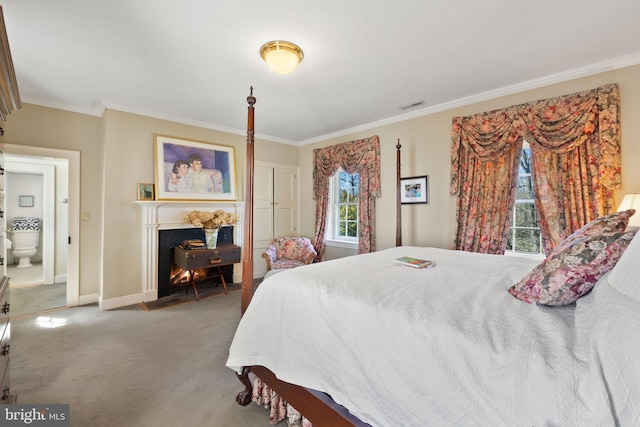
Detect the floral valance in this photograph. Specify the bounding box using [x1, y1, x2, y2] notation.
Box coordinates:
[450, 83, 621, 196]
[313, 135, 381, 200]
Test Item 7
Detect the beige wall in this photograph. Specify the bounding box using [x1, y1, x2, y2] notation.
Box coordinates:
[298, 64, 640, 254]
[2, 105, 298, 303]
[3, 105, 103, 296]
[3, 63, 639, 306]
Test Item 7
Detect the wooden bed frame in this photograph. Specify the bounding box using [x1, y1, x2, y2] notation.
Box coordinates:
[235, 89, 402, 426]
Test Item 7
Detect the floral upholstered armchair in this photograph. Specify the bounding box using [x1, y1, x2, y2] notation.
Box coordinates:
[261, 237, 318, 271]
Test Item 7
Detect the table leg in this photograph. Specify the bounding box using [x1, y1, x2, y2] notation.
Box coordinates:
[217, 267, 229, 294]
[186, 270, 200, 301]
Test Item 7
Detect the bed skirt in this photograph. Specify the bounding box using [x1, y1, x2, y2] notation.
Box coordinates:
[253, 377, 313, 427]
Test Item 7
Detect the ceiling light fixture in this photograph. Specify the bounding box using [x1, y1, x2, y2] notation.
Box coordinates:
[260, 40, 304, 74]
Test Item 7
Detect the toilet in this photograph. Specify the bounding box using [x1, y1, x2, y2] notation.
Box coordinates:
[8, 217, 41, 268]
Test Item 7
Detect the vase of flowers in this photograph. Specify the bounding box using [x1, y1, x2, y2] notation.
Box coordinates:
[184, 210, 240, 248]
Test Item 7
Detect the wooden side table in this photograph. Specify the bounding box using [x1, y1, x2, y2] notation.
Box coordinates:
[173, 243, 241, 301]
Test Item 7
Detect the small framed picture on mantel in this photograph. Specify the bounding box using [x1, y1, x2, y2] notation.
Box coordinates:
[137, 183, 155, 201]
[400, 175, 428, 204]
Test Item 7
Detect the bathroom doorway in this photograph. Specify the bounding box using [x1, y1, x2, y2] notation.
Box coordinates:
[4, 144, 80, 316]
[6, 159, 60, 315]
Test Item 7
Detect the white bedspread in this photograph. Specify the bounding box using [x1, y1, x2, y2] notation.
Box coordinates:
[227, 246, 640, 426]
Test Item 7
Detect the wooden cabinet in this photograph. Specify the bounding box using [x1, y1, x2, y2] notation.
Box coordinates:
[0, 276, 9, 403]
[0, 7, 19, 404]
[0, 147, 11, 404]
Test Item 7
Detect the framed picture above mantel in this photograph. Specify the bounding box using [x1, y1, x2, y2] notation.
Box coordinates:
[154, 134, 238, 202]
[400, 175, 429, 204]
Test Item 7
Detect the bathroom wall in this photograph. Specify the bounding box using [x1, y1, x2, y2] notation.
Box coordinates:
[6, 171, 44, 264]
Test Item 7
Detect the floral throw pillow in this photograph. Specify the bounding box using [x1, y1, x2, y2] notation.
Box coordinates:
[509, 228, 638, 306]
[548, 209, 636, 257]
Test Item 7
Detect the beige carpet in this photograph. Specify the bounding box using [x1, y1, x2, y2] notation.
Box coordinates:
[10, 283, 67, 319]
[12, 289, 271, 427]
[8, 261, 68, 319]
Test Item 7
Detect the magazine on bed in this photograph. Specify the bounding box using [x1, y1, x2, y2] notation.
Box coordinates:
[395, 256, 434, 268]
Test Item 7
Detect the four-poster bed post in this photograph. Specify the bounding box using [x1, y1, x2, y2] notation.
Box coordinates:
[396, 138, 402, 247]
[241, 87, 256, 314]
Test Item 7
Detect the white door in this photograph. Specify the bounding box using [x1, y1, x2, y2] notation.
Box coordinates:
[273, 167, 297, 237]
[254, 165, 274, 243]
[252, 161, 298, 278]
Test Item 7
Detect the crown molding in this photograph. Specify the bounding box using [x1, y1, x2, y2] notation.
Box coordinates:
[297, 52, 640, 146]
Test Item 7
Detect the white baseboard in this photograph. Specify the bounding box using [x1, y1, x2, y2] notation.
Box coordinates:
[99, 292, 142, 311]
[78, 293, 99, 306]
[55, 274, 67, 284]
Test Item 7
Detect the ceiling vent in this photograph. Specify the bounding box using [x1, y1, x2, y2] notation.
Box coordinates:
[399, 101, 425, 110]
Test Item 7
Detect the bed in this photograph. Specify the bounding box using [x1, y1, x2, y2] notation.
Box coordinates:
[228, 89, 640, 426]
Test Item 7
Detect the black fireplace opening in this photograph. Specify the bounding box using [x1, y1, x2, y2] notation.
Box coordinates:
[157, 226, 234, 298]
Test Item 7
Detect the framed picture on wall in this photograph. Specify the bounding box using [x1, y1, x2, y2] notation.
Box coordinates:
[400, 175, 429, 204]
[153, 134, 237, 201]
[137, 183, 155, 201]
[19, 195, 34, 207]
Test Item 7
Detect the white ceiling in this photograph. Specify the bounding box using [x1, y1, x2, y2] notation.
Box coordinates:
[2, 0, 640, 145]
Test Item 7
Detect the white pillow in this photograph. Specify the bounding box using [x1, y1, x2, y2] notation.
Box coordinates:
[607, 228, 640, 303]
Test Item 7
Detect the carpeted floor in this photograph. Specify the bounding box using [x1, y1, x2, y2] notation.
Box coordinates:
[8, 261, 68, 319]
[10, 283, 67, 319]
[12, 287, 271, 427]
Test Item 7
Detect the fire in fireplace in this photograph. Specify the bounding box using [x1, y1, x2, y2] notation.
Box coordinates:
[157, 226, 234, 298]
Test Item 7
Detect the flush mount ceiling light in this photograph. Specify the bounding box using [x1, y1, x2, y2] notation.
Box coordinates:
[260, 40, 304, 74]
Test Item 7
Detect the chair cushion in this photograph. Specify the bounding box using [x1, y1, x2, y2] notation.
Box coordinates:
[272, 260, 307, 269]
[274, 237, 315, 261]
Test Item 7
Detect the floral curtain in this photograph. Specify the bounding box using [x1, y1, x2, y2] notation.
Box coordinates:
[521, 84, 621, 252]
[450, 83, 621, 254]
[313, 135, 381, 258]
[450, 109, 525, 253]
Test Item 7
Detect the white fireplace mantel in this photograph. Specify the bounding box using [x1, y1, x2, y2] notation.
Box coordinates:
[135, 200, 245, 302]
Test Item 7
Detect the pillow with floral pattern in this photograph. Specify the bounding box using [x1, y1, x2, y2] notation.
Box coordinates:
[509, 228, 637, 306]
[548, 209, 635, 257]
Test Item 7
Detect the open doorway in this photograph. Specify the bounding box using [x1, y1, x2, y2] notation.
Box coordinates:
[4, 144, 80, 317]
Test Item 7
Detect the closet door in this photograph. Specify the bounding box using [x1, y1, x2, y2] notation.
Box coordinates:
[252, 162, 298, 278]
[273, 167, 297, 237]
[254, 165, 274, 242]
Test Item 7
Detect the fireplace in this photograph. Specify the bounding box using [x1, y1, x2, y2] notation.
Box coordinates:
[135, 201, 244, 302]
[158, 226, 234, 297]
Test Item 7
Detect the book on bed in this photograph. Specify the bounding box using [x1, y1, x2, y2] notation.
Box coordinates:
[395, 256, 434, 268]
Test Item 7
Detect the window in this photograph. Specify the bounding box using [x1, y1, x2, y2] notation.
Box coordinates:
[328, 169, 359, 244]
[506, 141, 544, 256]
